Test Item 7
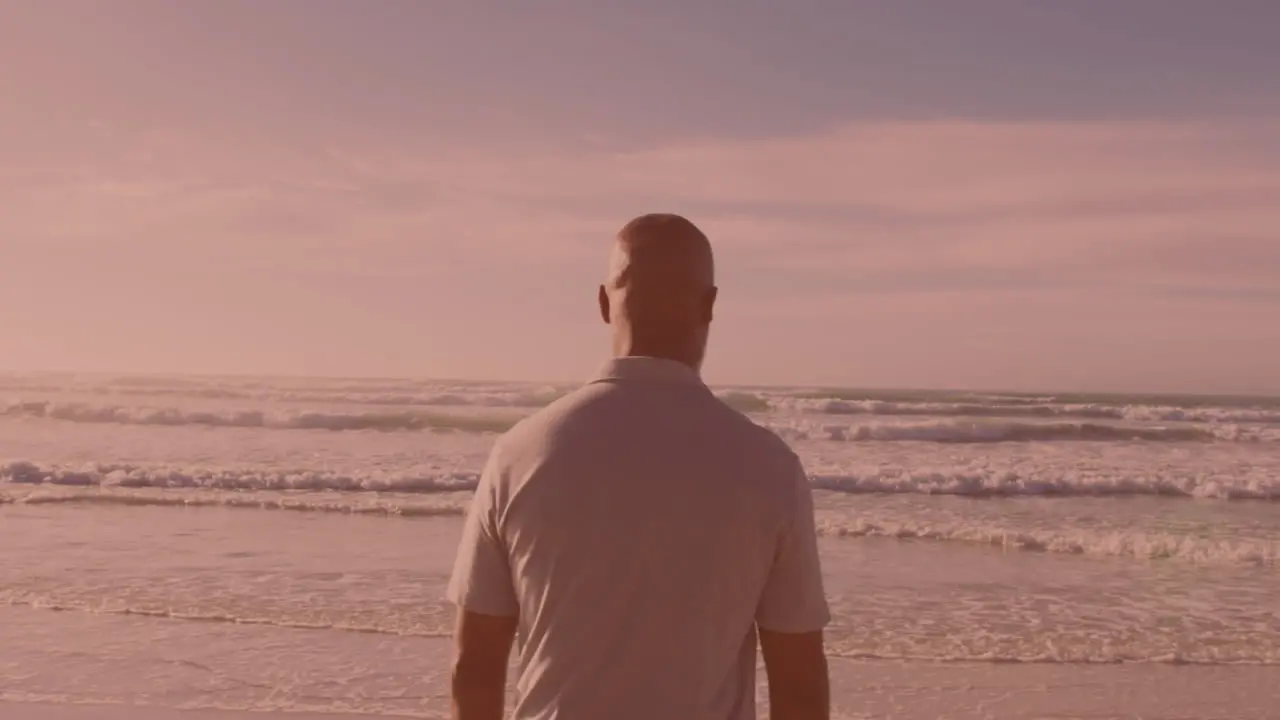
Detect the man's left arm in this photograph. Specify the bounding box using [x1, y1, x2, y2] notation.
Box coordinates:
[446, 447, 519, 720]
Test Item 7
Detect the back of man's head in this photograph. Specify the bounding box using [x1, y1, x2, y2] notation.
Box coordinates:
[599, 214, 717, 370]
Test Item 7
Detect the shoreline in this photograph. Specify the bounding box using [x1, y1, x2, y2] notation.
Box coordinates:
[0, 704, 414, 720]
[6, 658, 1277, 720]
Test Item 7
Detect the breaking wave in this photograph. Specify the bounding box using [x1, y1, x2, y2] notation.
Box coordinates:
[5, 459, 1276, 502]
[89, 385, 567, 408]
[0, 375, 569, 406]
[0, 393, 767, 432]
[775, 419, 1259, 443]
[817, 518, 1280, 568]
[0, 376, 771, 413]
[809, 469, 1280, 500]
[8, 492, 469, 518]
[799, 399, 1280, 425]
[0, 460, 478, 493]
[2, 400, 519, 433]
[6, 399, 1270, 443]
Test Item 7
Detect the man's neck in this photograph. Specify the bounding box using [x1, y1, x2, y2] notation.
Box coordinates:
[614, 352, 700, 372]
[612, 339, 702, 374]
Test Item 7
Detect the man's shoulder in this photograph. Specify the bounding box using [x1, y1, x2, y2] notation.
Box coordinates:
[713, 402, 803, 471]
[488, 383, 606, 453]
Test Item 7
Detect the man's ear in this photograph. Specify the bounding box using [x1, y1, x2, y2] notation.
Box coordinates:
[702, 286, 718, 324]
[598, 285, 611, 324]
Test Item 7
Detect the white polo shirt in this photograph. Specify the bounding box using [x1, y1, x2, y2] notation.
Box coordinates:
[447, 356, 830, 720]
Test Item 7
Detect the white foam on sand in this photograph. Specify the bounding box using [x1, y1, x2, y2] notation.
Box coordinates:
[2, 505, 1278, 719]
[3, 612, 1276, 720]
[0, 705, 385, 719]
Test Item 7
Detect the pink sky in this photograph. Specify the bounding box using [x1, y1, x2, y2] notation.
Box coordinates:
[1, 2, 1278, 393]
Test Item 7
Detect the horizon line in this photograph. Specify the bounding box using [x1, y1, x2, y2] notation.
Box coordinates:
[1, 366, 1276, 402]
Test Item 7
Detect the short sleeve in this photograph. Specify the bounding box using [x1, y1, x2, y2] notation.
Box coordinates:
[445, 446, 519, 617]
[755, 457, 830, 633]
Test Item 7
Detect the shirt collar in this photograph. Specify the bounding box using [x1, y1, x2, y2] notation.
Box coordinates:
[591, 356, 706, 387]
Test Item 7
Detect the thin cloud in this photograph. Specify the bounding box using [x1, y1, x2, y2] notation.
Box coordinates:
[4, 119, 1279, 298]
[3, 117, 1279, 390]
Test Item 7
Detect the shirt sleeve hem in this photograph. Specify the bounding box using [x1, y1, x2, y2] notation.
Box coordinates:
[756, 609, 832, 635]
[445, 586, 520, 618]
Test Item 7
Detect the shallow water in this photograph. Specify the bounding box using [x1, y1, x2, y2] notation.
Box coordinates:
[2, 373, 1279, 716]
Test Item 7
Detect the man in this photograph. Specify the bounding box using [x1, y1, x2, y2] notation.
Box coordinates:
[446, 213, 831, 720]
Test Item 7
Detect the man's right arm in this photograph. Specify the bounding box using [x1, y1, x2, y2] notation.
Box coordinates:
[756, 457, 831, 720]
[759, 628, 829, 720]
[446, 445, 519, 720]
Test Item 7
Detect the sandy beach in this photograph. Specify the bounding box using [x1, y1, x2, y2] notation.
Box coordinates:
[6, 654, 1277, 719]
[3, 500, 1278, 719]
[4, 706, 385, 719]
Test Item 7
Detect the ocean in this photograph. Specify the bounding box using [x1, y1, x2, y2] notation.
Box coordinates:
[2, 373, 1278, 719]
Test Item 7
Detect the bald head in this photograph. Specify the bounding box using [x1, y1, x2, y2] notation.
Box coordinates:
[599, 214, 718, 370]
[607, 214, 715, 291]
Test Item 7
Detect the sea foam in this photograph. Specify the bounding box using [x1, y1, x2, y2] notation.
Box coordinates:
[5, 458, 1276, 502]
[6, 399, 1273, 443]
